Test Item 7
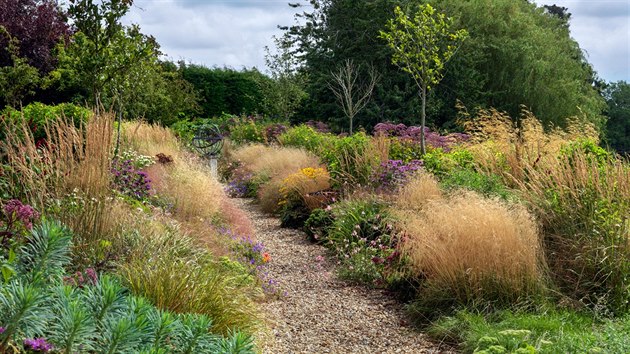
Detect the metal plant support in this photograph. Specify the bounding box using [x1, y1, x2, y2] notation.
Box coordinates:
[191, 124, 224, 178]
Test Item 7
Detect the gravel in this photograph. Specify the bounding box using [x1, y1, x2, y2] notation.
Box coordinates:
[231, 198, 456, 354]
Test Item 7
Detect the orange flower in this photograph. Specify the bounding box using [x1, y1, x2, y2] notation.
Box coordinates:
[262, 252, 271, 263]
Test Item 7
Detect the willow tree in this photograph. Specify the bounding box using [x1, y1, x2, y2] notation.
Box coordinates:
[380, 4, 467, 154]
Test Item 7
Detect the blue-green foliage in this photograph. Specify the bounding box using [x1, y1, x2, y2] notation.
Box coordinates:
[0, 220, 255, 353]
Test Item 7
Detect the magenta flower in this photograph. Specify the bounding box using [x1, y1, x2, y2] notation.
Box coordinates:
[23, 338, 53, 352]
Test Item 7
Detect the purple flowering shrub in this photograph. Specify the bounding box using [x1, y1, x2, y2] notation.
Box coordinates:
[23, 338, 53, 353]
[373, 122, 469, 152]
[305, 120, 331, 133]
[111, 158, 152, 201]
[370, 159, 424, 192]
[264, 123, 288, 143]
[0, 199, 40, 249]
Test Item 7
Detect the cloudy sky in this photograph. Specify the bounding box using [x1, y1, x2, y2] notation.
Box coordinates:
[123, 0, 629, 83]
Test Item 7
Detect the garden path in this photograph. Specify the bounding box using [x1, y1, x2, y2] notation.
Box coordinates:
[232, 198, 454, 354]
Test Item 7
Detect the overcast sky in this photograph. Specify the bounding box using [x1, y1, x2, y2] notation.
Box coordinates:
[123, 0, 629, 83]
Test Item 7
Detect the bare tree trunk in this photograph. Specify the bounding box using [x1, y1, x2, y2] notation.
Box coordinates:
[420, 86, 426, 155]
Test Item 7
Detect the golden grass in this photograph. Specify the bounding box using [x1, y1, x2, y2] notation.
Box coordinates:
[460, 107, 599, 186]
[232, 144, 321, 179]
[1, 111, 113, 208]
[517, 149, 630, 310]
[397, 192, 545, 304]
[394, 171, 443, 211]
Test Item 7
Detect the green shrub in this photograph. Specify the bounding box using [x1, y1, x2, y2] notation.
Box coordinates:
[278, 125, 334, 153]
[422, 147, 475, 176]
[229, 119, 266, 145]
[326, 199, 397, 284]
[303, 208, 334, 243]
[440, 168, 513, 200]
[428, 309, 630, 354]
[1, 102, 91, 142]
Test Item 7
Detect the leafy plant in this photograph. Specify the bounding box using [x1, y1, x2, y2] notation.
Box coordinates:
[326, 199, 397, 285]
[0, 218, 256, 353]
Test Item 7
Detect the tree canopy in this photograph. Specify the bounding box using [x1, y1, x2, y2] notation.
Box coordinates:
[282, 0, 607, 131]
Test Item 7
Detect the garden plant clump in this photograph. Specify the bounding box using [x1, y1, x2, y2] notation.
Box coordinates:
[220, 109, 629, 352]
[0, 113, 264, 352]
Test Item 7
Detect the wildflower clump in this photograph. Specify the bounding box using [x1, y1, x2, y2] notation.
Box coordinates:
[111, 158, 152, 201]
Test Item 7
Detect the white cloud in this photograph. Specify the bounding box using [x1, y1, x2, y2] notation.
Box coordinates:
[123, 0, 300, 70]
[536, 0, 630, 82]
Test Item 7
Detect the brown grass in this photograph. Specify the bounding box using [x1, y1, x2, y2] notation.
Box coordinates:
[394, 171, 443, 211]
[232, 144, 321, 179]
[397, 192, 545, 305]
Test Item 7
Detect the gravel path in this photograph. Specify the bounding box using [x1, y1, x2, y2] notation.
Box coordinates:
[231, 198, 455, 354]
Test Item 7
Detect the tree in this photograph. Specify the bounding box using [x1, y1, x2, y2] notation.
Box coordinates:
[64, 0, 140, 109]
[283, 0, 606, 131]
[0, 0, 71, 73]
[0, 26, 40, 107]
[328, 59, 379, 133]
[262, 35, 308, 121]
[604, 81, 630, 154]
[380, 4, 467, 154]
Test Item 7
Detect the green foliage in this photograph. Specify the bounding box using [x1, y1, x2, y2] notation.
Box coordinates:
[181, 65, 273, 118]
[380, 4, 468, 154]
[303, 208, 334, 243]
[0, 218, 256, 353]
[0, 26, 40, 108]
[1, 102, 91, 142]
[432, 0, 606, 129]
[428, 309, 630, 354]
[278, 125, 335, 154]
[229, 119, 267, 145]
[440, 169, 513, 200]
[326, 199, 396, 284]
[604, 81, 630, 154]
[422, 147, 474, 176]
[120, 235, 262, 336]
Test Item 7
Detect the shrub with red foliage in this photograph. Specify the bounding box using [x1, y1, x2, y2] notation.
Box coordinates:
[0, 0, 72, 73]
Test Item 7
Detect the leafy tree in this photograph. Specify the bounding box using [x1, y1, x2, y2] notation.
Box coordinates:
[380, 5, 467, 154]
[328, 59, 379, 134]
[283, 0, 606, 131]
[284, 0, 420, 131]
[0, 27, 40, 107]
[261, 35, 308, 121]
[0, 0, 71, 73]
[431, 0, 605, 129]
[64, 0, 142, 108]
[604, 81, 630, 154]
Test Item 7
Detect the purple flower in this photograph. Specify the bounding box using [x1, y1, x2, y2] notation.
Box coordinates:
[23, 338, 53, 352]
[0, 326, 5, 334]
